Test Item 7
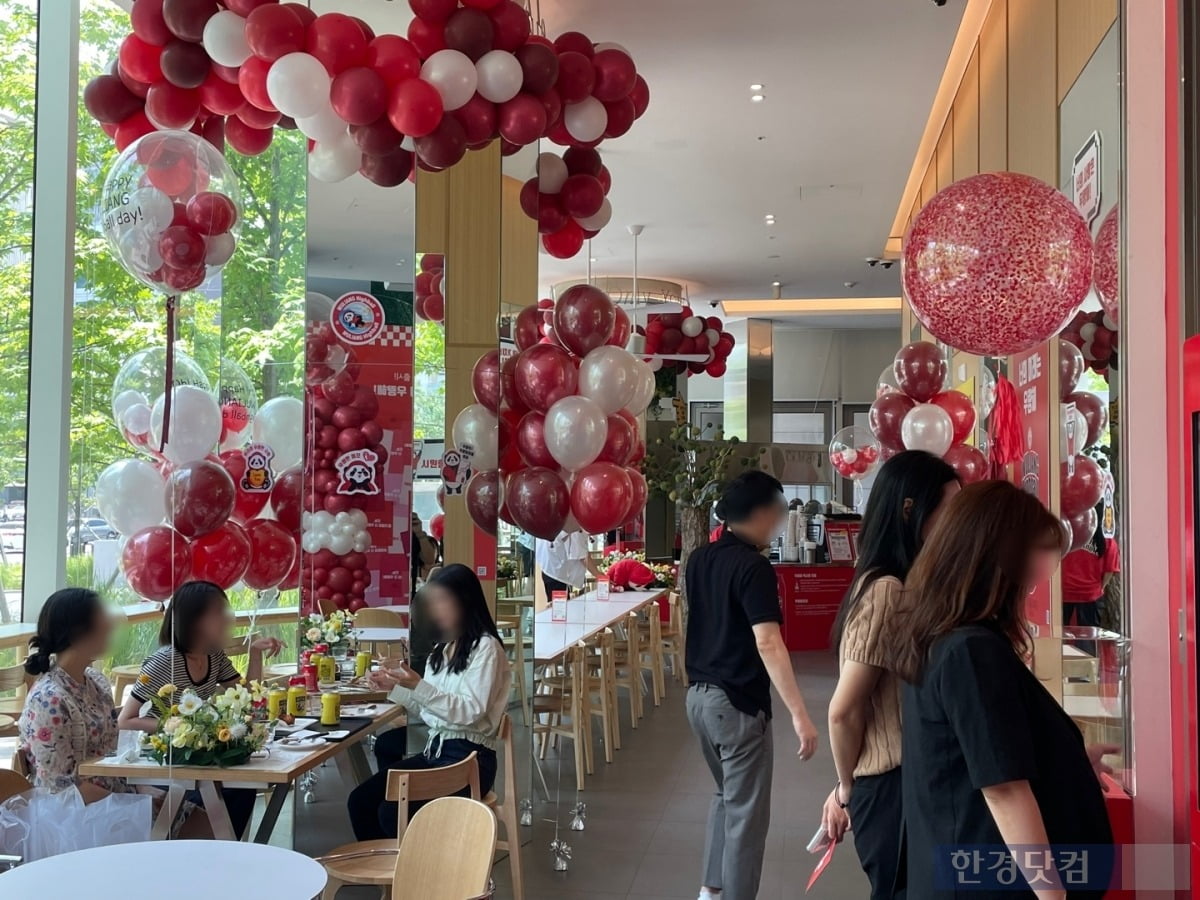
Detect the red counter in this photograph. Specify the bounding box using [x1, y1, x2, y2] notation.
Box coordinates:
[775, 563, 856, 652]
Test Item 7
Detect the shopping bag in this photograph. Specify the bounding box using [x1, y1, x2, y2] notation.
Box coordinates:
[0, 786, 152, 861]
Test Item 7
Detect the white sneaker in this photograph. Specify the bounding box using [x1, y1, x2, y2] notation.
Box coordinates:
[699, 891, 722, 900]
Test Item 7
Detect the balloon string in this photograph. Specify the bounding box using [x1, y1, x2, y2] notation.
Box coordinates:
[160, 294, 178, 452]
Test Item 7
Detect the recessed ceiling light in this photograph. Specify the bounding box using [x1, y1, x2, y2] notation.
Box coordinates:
[750, 94, 765, 103]
[750, 83, 764, 91]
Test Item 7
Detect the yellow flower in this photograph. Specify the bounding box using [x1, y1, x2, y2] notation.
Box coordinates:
[137, 673, 151, 685]
[217, 727, 232, 742]
[157, 683, 177, 699]
[169, 705, 179, 715]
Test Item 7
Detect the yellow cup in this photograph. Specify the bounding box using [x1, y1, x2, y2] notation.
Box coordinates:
[286, 685, 306, 717]
[355, 652, 371, 678]
[268, 689, 286, 720]
[318, 656, 337, 684]
[320, 691, 341, 726]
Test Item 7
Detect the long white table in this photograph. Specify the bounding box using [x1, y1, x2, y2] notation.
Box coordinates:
[533, 588, 666, 660]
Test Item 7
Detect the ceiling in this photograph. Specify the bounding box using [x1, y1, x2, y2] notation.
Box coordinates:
[305, 0, 966, 324]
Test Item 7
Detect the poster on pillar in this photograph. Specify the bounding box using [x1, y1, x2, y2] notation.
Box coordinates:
[1012, 342, 1052, 634]
[302, 284, 414, 614]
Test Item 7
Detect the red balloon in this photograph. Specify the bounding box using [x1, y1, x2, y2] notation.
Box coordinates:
[243, 519, 297, 590]
[472, 349, 502, 413]
[219, 449, 272, 522]
[514, 343, 578, 413]
[410, 0, 458, 22]
[538, 88, 562, 134]
[500, 353, 529, 413]
[1059, 338, 1085, 400]
[868, 393, 915, 451]
[119, 33, 163, 85]
[607, 305, 631, 348]
[515, 411, 555, 468]
[453, 93, 498, 144]
[602, 97, 636, 139]
[893, 341, 947, 403]
[162, 0, 217, 43]
[623, 468, 648, 524]
[559, 174, 604, 219]
[225, 118, 274, 155]
[553, 283, 616, 356]
[360, 148, 415, 187]
[157, 225, 206, 270]
[1061, 456, 1104, 518]
[123, 525, 192, 602]
[198, 71, 244, 116]
[132, 0, 173, 46]
[507, 467, 570, 539]
[514, 304, 542, 351]
[553, 32, 593, 57]
[429, 512, 446, 541]
[571, 462, 633, 534]
[1067, 391, 1109, 448]
[1064, 507, 1099, 553]
[185, 191, 237, 235]
[367, 35, 422, 87]
[190, 522, 252, 590]
[465, 470, 501, 536]
[424, 291, 445, 322]
[245, 4, 306, 61]
[542, 220, 585, 259]
[407, 16, 447, 58]
[326, 67, 388, 126]
[597, 413, 634, 465]
[84, 75, 144, 125]
[238, 55, 276, 111]
[591, 48, 637, 102]
[930, 390, 976, 445]
[463, 0, 503, 8]
[166, 459, 236, 538]
[271, 467, 304, 533]
[307, 13, 370, 74]
[487, 0, 531, 52]
[443, 8, 494, 61]
[279, 545, 303, 592]
[351, 117, 405, 156]
[629, 74, 650, 118]
[516, 41, 558, 94]
[389, 78, 445, 138]
[555, 51, 595, 103]
[146, 81, 201, 129]
[497, 93, 546, 146]
[942, 444, 988, 484]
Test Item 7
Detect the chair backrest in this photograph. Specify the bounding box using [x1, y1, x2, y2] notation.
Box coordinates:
[0, 662, 28, 694]
[0, 768, 30, 805]
[317, 596, 338, 618]
[669, 591, 682, 629]
[385, 751, 480, 840]
[354, 608, 406, 629]
[495, 713, 514, 804]
[393, 797, 496, 900]
[9, 748, 30, 779]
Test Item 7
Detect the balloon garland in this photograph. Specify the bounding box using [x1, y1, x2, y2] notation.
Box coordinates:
[522, 148, 615, 258]
[867, 341, 988, 483]
[86, 1, 651, 181]
[413, 252, 445, 324]
[633, 310, 736, 377]
[1060, 309, 1119, 384]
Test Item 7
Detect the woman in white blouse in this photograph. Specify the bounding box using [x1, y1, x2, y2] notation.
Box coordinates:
[347, 564, 510, 840]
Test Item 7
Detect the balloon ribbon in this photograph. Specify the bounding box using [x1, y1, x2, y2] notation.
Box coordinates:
[159, 294, 178, 452]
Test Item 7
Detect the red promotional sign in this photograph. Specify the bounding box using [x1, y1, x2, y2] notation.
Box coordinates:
[1012, 342, 1052, 633]
[776, 564, 856, 652]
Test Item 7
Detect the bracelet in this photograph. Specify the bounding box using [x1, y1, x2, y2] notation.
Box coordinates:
[835, 781, 850, 809]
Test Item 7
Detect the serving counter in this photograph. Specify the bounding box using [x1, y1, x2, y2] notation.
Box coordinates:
[773, 562, 856, 652]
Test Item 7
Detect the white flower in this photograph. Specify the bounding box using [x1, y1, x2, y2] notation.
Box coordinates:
[139, 700, 154, 718]
[305, 627, 322, 642]
[178, 692, 203, 716]
[162, 716, 182, 735]
[229, 722, 247, 740]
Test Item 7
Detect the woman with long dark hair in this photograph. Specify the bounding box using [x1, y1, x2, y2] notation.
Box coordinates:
[821, 451, 960, 899]
[894, 481, 1113, 899]
[347, 564, 511, 840]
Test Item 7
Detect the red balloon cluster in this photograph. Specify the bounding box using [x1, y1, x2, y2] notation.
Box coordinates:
[122, 456, 300, 602]
[869, 341, 986, 482]
[1060, 309, 1118, 384]
[521, 147, 614, 258]
[414, 253, 445, 324]
[636, 309, 735, 378]
[87, 1, 650, 181]
[829, 445, 878, 479]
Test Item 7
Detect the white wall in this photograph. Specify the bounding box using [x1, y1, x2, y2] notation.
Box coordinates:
[688, 326, 899, 403]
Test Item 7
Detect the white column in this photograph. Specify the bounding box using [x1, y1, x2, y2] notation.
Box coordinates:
[24, 0, 81, 621]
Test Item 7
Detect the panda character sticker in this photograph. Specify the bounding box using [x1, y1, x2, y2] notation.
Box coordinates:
[441, 448, 472, 496]
[241, 443, 275, 493]
[336, 448, 381, 496]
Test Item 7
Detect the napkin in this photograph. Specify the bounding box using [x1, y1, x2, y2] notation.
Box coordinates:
[275, 718, 317, 733]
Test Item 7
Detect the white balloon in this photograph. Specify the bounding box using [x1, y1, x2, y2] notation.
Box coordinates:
[564, 97, 608, 143]
[95, 459, 165, 536]
[113, 389, 148, 421]
[266, 53, 331, 119]
[593, 42, 631, 55]
[544, 395, 608, 471]
[297, 102, 349, 143]
[353, 532, 371, 553]
[202, 10, 252, 68]
[253, 396, 303, 469]
[150, 385, 222, 465]
[420, 50, 477, 112]
[475, 50, 523, 103]
[122, 402, 152, 437]
[452, 403, 499, 470]
[681, 316, 704, 338]
[308, 133, 361, 183]
[578, 345, 638, 415]
[127, 187, 175, 234]
[329, 532, 354, 555]
[306, 292, 335, 323]
[625, 361, 656, 416]
[649, 357, 664, 372]
[348, 508, 368, 529]
[311, 510, 333, 532]
[301, 531, 322, 554]
[576, 198, 612, 231]
[538, 152, 568, 193]
[204, 233, 235, 266]
[703, 328, 720, 347]
[900, 403, 955, 457]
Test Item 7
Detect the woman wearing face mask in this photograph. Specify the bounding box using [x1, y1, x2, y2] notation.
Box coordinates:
[347, 564, 510, 840]
[821, 451, 961, 899]
[892, 481, 1113, 899]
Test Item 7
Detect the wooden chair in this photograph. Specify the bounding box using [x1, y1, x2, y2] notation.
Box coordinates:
[635, 605, 666, 708]
[483, 714, 524, 900]
[496, 614, 529, 725]
[392, 797, 497, 900]
[611, 611, 644, 728]
[0, 662, 31, 718]
[354, 608, 408, 658]
[583, 629, 619, 762]
[318, 753, 481, 900]
[0, 768, 30, 805]
[533, 645, 590, 790]
[661, 591, 688, 685]
[10, 748, 30, 779]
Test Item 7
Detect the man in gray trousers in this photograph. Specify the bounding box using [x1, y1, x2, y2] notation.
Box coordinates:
[684, 471, 819, 900]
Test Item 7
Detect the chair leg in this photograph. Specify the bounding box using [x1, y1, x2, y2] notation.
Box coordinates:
[321, 876, 344, 900]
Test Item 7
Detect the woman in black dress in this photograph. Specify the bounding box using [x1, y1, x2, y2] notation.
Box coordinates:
[890, 481, 1114, 899]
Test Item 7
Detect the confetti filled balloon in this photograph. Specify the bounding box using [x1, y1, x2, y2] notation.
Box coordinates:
[828, 426, 881, 481]
[1093, 203, 1120, 321]
[902, 172, 1094, 355]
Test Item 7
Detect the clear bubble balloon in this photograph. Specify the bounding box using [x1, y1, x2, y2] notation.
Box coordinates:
[111, 347, 210, 443]
[828, 425, 882, 481]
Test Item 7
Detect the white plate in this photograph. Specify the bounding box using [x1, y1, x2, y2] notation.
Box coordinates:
[271, 737, 326, 752]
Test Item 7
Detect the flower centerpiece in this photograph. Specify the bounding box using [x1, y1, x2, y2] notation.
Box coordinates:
[598, 550, 677, 590]
[496, 556, 519, 581]
[300, 610, 355, 654]
[141, 681, 271, 767]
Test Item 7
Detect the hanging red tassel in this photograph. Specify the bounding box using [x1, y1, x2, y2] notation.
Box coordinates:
[988, 374, 1025, 478]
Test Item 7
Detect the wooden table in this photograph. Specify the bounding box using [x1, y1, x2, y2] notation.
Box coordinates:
[80, 704, 405, 843]
[0, 840, 326, 899]
[533, 588, 665, 661]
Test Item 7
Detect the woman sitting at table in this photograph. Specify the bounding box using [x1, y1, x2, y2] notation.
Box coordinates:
[117, 580, 282, 838]
[347, 564, 511, 840]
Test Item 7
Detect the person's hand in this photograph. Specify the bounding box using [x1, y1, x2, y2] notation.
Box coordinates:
[249, 636, 284, 658]
[792, 712, 818, 760]
[1086, 743, 1120, 778]
[367, 669, 399, 691]
[386, 660, 421, 690]
[820, 786, 851, 842]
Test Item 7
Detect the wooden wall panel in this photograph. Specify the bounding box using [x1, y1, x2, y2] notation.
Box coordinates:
[953, 47, 980, 180]
[936, 117, 955, 190]
[920, 163, 937, 212]
[1057, 0, 1119, 101]
[415, 168, 449, 254]
[500, 174, 538, 310]
[1007, 0, 1057, 182]
[978, 0, 1008, 172]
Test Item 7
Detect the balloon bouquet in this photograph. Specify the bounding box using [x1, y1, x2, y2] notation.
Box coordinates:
[413, 253, 445, 325]
[1058, 339, 1110, 552]
[867, 341, 988, 484]
[464, 285, 655, 541]
[521, 148, 615, 258]
[85, 1, 651, 184]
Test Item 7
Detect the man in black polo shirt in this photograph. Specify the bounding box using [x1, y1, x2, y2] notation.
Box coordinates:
[685, 471, 819, 900]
